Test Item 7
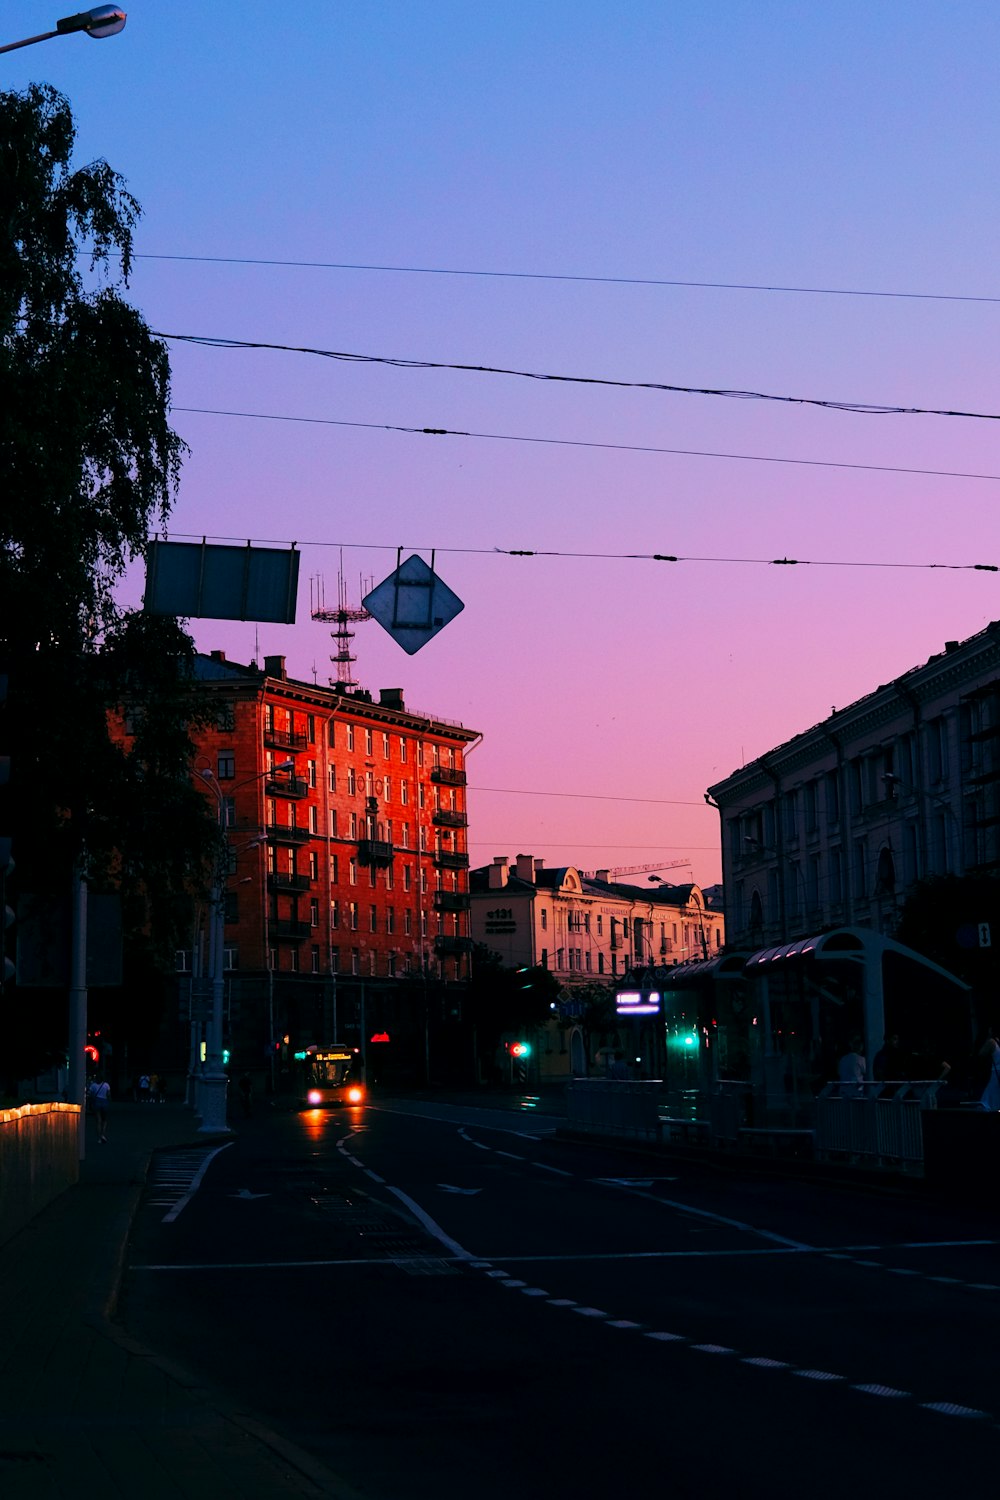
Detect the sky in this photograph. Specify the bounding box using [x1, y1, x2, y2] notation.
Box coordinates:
[8, 1, 1000, 889]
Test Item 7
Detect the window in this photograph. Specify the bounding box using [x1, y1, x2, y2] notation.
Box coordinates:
[217, 751, 235, 780]
[825, 770, 840, 825]
[311, 946, 320, 974]
[328, 719, 336, 748]
[216, 703, 235, 731]
[365, 729, 373, 755]
[420, 868, 428, 894]
[329, 765, 337, 793]
[309, 805, 318, 833]
[421, 910, 428, 937]
[346, 724, 355, 752]
[349, 812, 358, 840]
[329, 809, 338, 838]
[541, 909, 548, 930]
[399, 736, 408, 763]
[349, 902, 359, 930]
[382, 732, 390, 758]
[331, 900, 340, 928]
[223, 797, 236, 827]
[419, 827, 427, 852]
[598, 953, 604, 974]
[349, 858, 358, 885]
[351, 947, 360, 974]
[417, 741, 425, 767]
[348, 767, 357, 795]
[383, 777, 391, 803]
[401, 823, 410, 848]
[290, 949, 299, 973]
[585, 951, 592, 971]
[386, 863, 394, 890]
[597, 915, 603, 936]
[387, 906, 395, 934]
[331, 946, 339, 971]
[369, 864, 376, 887]
[387, 952, 397, 977]
[330, 853, 338, 884]
[404, 908, 412, 934]
[310, 898, 319, 928]
[418, 784, 426, 809]
[307, 715, 316, 745]
[403, 864, 412, 891]
[370, 904, 378, 932]
[401, 781, 408, 806]
[307, 759, 317, 788]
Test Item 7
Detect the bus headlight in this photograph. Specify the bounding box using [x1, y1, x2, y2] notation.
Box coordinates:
[307, 1089, 323, 1105]
[347, 1087, 364, 1104]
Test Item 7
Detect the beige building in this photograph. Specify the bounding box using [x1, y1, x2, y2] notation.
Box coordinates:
[470, 854, 724, 981]
[707, 622, 1000, 950]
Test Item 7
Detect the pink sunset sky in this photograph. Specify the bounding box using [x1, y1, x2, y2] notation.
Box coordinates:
[11, 2, 1000, 889]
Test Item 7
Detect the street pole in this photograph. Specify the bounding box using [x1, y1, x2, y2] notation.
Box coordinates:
[197, 850, 230, 1134]
[68, 853, 88, 1159]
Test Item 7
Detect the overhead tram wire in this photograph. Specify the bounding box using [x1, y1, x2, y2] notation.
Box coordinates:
[154, 330, 1000, 422]
[170, 406, 1000, 485]
[130, 252, 1000, 306]
[156, 530, 999, 574]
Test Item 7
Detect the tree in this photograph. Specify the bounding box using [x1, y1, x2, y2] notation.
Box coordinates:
[468, 945, 558, 1076]
[0, 86, 216, 1074]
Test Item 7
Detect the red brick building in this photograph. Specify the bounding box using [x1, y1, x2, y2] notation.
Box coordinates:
[177, 652, 480, 1086]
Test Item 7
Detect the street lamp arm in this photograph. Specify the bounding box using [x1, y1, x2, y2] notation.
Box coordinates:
[0, 7, 126, 53]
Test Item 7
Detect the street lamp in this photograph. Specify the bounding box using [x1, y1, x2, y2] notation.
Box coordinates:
[193, 759, 294, 1132]
[0, 7, 126, 54]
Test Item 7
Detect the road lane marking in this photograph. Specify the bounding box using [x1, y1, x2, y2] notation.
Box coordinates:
[573, 1307, 608, 1318]
[741, 1357, 790, 1369]
[645, 1331, 685, 1342]
[920, 1403, 989, 1419]
[532, 1162, 573, 1176]
[792, 1370, 844, 1382]
[384, 1185, 474, 1261]
[161, 1143, 234, 1223]
[607, 1319, 642, 1328]
[853, 1385, 910, 1398]
[691, 1344, 735, 1355]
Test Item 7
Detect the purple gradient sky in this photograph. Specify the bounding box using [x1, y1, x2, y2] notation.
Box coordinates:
[11, 2, 1000, 887]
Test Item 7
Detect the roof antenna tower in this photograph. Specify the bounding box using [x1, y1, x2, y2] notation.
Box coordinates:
[310, 553, 372, 690]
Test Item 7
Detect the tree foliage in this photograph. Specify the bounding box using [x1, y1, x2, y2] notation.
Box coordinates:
[0, 85, 213, 952]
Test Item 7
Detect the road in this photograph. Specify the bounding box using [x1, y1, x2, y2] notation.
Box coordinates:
[120, 1096, 1000, 1498]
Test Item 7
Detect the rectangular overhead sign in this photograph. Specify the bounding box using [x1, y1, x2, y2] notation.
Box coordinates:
[615, 989, 662, 1016]
[144, 541, 300, 624]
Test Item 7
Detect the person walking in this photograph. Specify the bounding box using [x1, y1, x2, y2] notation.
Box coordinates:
[837, 1038, 866, 1098]
[978, 1035, 1000, 1111]
[88, 1074, 111, 1143]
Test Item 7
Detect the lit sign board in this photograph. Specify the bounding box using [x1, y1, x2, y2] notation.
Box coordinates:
[615, 989, 661, 1016]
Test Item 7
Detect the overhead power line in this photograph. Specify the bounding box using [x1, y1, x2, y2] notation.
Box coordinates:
[468, 786, 712, 808]
[132, 252, 1000, 306]
[155, 329, 1000, 422]
[171, 406, 1000, 484]
[157, 530, 999, 574]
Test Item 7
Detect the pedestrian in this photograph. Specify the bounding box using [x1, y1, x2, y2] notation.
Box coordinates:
[138, 1072, 151, 1104]
[978, 1035, 1000, 1111]
[88, 1074, 110, 1143]
[837, 1037, 866, 1098]
[238, 1072, 253, 1117]
[872, 1033, 904, 1083]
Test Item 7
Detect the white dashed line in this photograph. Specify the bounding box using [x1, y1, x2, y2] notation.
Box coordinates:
[573, 1307, 609, 1318]
[547, 1298, 577, 1307]
[853, 1385, 910, 1399]
[485, 1269, 510, 1279]
[520, 1288, 550, 1297]
[607, 1319, 642, 1329]
[501, 1279, 528, 1288]
[741, 1357, 790, 1369]
[495, 1151, 524, 1160]
[532, 1162, 573, 1176]
[363, 1169, 385, 1183]
[920, 1402, 989, 1419]
[645, 1331, 685, 1343]
[691, 1344, 735, 1355]
[793, 1370, 844, 1382]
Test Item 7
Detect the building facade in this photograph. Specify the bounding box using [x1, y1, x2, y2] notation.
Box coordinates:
[707, 622, 1000, 950]
[125, 651, 480, 1085]
[470, 854, 724, 979]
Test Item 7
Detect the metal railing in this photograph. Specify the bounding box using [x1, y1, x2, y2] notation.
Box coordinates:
[814, 1080, 943, 1172]
[565, 1079, 663, 1141]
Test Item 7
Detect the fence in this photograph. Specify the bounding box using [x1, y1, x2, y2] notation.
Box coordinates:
[814, 1080, 943, 1173]
[565, 1079, 663, 1141]
[0, 1102, 80, 1246]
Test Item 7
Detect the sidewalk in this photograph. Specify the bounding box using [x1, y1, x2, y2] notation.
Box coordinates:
[0, 1102, 358, 1500]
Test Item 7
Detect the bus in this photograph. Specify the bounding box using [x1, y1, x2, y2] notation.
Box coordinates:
[295, 1044, 366, 1108]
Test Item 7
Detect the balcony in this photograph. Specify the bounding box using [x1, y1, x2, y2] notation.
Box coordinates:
[263, 726, 307, 752]
[272, 919, 311, 941]
[265, 774, 309, 799]
[267, 872, 311, 894]
[358, 838, 393, 868]
[434, 849, 469, 871]
[434, 934, 473, 955]
[431, 766, 467, 787]
[433, 808, 467, 829]
[266, 822, 312, 845]
[434, 890, 470, 914]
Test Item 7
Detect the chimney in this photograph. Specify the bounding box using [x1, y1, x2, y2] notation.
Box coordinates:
[944, 641, 960, 653]
[264, 654, 287, 680]
[514, 853, 536, 883]
[488, 857, 509, 889]
[209, 649, 226, 662]
[595, 869, 610, 882]
[379, 688, 405, 710]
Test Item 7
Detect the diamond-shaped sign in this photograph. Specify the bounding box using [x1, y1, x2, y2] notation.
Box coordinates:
[363, 554, 464, 654]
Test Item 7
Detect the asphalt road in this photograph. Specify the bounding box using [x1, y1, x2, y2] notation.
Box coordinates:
[119, 1097, 1000, 1499]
